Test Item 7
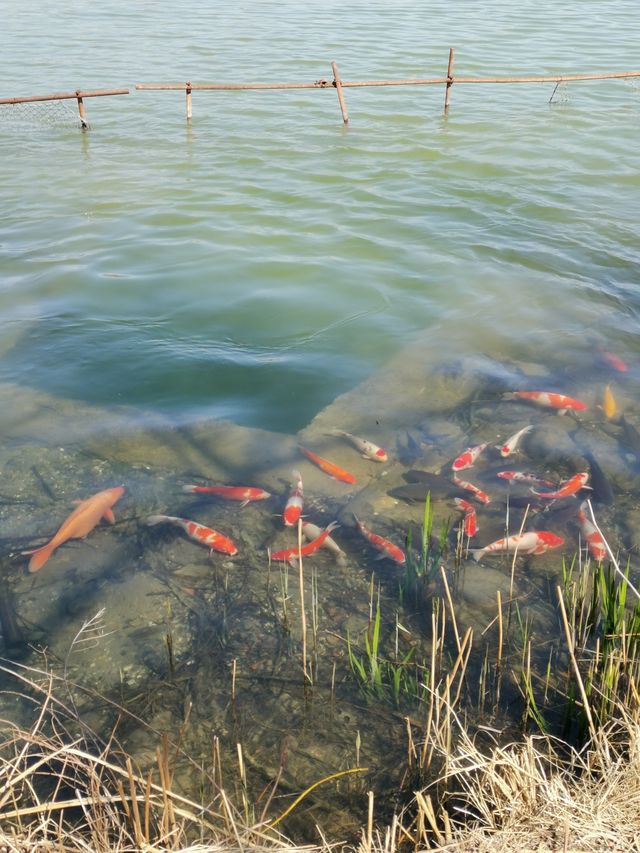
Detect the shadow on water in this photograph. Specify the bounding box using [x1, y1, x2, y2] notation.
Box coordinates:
[2, 334, 640, 841]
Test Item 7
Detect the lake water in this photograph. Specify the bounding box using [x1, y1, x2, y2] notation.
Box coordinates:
[1, 0, 640, 842]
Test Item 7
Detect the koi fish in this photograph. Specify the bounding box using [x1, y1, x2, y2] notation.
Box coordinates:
[299, 446, 357, 485]
[283, 470, 304, 527]
[329, 430, 387, 462]
[598, 348, 628, 373]
[452, 474, 491, 505]
[22, 486, 125, 573]
[499, 425, 533, 457]
[505, 391, 588, 415]
[302, 521, 347, 565]
[453, 497, 478, 538]
[182, 484, 271, 508]
[451, 442, 488, 472]
[270, 521, 339, 564]
[497, 471, 556, 488]
[577, 502, 607, 562]
[600, 385, 619, 421]
[531, 472, 590, 500]
[146, 515, 238, 555]
[353, 515, 405, 564]
[470, 530, 564, 562]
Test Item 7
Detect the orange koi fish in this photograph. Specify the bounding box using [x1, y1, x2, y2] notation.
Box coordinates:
[453, 497, 478, 538]
[531, 472, 590, 500]
[470, 530, 564, 562]
[22, 486, 125, 573]
[302, 521, 348, 565]
[283, 470, 304, 527]
[452, 442, 488, 472]
[577, 501, 607, 562]
[330, 430, 388, 462]
[506, 391, 588, 415]
[452, 474, 491, 505]
[499, 425, 533, 457]
[353, 515, 405, 564]
[182, 484, 271, 508]
[270, 521, 339, 564]
[299, 446, 357, 485]
[146, 515, 238, 555]
[598, 348, 628, 373]
[600, 385, 619, 421]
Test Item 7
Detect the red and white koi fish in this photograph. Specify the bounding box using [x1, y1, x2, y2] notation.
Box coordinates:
[146, 515, 238, 555]
[577, 502, 607, 562]
[329, 430, 387, 462]
[453, 497, 478, 538]
[452, 474, 491, 505]
[353, 514, 406, 564]
[299, 446, 357, 485]
[451, 442, 488, 472]
[283, 470, 304, 527]
[22, 486, 125, 573]
[505, 391, 588, 415]
[182, 484, 271, 508]
[598, 348, 629, 373]
[302, 521, 348, 565]
[270, 521, 339, 564]
[531, 472, 590, 500]
[497, 471, 556, 488]
[499, 425, 533, 457]
[470, 530, 564, 562]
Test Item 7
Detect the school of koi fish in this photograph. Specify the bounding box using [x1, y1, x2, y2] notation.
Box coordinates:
[21, 347, 631, 579]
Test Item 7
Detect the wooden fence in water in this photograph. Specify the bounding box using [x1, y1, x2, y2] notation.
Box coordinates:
[2, 52, 640, 128]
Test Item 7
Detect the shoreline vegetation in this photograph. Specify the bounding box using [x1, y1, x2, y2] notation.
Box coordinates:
[2, 511, 640, 853]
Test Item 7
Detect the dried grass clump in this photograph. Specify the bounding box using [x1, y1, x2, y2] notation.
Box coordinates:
[408, 709, 640, 853]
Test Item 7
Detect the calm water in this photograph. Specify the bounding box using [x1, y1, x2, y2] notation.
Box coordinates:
[1, 0, 640, 841]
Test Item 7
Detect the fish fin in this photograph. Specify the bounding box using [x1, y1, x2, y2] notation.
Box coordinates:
[25, 544, 55, 573]
[102, 508, 116, 524]
[239, 500, 250, 509]
[326, 521, 340, 533]
[335, 554, 348, 566]
[557, 409, 567, 416]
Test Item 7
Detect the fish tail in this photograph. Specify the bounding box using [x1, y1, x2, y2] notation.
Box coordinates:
[468, 549, 484, 562]
[181, 485, 199, 493]
[501, 392, 516, 400]
[24, 544, 55, 573]
[291, 469, 302, 481]
[146, 514, 170, 526]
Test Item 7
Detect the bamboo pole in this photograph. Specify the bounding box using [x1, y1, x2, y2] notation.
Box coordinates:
[185, 82, 192, 120]
[0, 88, 129, 105]
[331, 61, 349, 124]
[76, 92, 88, 128]
[444, 48, 455, 114]
[134, 69, 640, 92]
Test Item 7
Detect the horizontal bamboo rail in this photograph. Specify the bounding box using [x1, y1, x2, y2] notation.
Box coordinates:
[135, 57, 640, 123]
[0, 88, 129, 129]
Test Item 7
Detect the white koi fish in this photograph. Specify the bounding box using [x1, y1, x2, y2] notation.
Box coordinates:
[499, 425, 533, 457]
[302, 521, 348, 565]
[329, 430, 388, 462]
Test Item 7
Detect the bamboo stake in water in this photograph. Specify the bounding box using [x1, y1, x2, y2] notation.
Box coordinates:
[444, 48, 455, 114]
[186, 81, 193, 120]
[76, 92, 88, 129]
[332, 61, 349, 124]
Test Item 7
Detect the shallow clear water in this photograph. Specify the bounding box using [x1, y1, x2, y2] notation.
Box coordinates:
[1, 0, 640, 841]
